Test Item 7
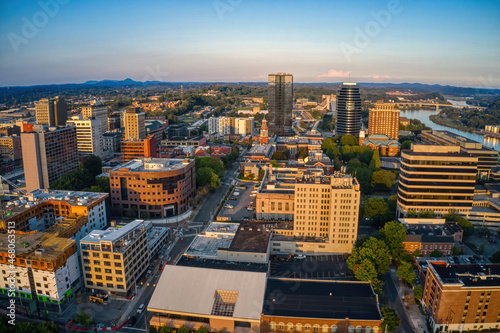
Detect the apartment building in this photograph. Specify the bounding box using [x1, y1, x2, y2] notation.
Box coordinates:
[368, 102, 400, 139]
[82, 104, 108, 134]
[0, 135, 22, 161]
[0, 190, 108, 312]
[256, 167, 360, 254]
[423, 262, 500, 332]
[208, 116, 255, 137]
[109, 158, 196, 218]
[397, 144, 478, 218]
[0, 229, 80, 312]
[21, 125, 79, 192]
[421, 130, 498, 177]
[0, 189, 108, 235]
[123, 107, 146, 141]
[35, 96, 67, 126]
[80, 220, 149, 298]
[67, 117, 105, 158]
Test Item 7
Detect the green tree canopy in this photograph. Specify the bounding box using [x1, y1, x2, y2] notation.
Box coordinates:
[83, 155, 103, 178]
[347, 237, 391, 275]
[401, 140, 413, 150]
[380, 221, 407, 261]
[491, 250, 500, 263]
[413, 285, 423, 300]
[372, 170, 396, 192]
[397, 260, 416, 285]
[272, 151, 288, 160]
[365, 197, 389, 221]
[196, 167, 214, 187]
[210, 173, 221, 189]
[381, 306, 401, 332]
[430, 249, 442, 257]
[369, 149, 381, 170]
[340, 134, 358, 146]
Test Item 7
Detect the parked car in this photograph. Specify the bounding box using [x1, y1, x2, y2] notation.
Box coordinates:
[463, 257, 470, 264]
[294, 254, 306, 260]
[127, 316, 137, 327]
[229, 197, 237, 201]
[137, 304, 145, 314]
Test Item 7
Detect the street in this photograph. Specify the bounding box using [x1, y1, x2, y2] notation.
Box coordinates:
[381, 269, 417, 333]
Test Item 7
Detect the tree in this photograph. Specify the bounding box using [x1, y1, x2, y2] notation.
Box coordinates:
[452, 246, 460, 255]
[272, 151, 288, 160]
[369, 149, 381, 170]
[356, 167, 374, 194]
[381, 306, 401, 333]
[210, 174, 221, 189]
[37, 322, 61, 333]
[322, 137, 334, 152]
[372, 170, 396, 192]
[195, 327, 210, 333]
[380, 221, 407, 261]
[82, 155, 103, 178]
[365, 197, 389, 221]
[491, 250, 500, 263]
[157, 326, 174, 333]
[352, 259, 382, 293]
[413, 285, 423, 301]
[75, 311, 93, 327]
[347, 237, 391, 275]
[177, 326, 191, 333]
[430, 249, 442, 257]
[196, 167, 214, 187]
[271, 159, 280, 167]
[401, 140, 413, 150]
[397, 261, 416, 285]
[340, 134, 358, 146]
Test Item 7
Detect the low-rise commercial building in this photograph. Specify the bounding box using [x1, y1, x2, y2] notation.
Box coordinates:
[160, 135, 207, 147]
[261, 278, 383, 333]
[423, 262, 500, 332]
[109, 158, 196, 218]
[121, 136, 157, 162]
[148, 265, 267, 332]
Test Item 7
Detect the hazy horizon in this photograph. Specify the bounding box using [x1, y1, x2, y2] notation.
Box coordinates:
[1, 0, 499, 88]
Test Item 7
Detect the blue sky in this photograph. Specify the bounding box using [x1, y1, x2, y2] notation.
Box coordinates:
[1, 0, 499, 88]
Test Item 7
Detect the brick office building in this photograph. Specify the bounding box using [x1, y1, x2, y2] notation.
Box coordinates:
[423, 262, 500, 332]
[109, 158, 195, 218]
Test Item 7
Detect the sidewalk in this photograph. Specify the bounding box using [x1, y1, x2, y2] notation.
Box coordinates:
[389, 268, 427, 333]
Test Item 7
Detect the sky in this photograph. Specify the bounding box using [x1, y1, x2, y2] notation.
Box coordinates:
[1, 0, 499, 88]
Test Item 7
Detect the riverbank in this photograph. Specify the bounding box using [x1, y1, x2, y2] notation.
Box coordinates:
[428, 114, 475, 133]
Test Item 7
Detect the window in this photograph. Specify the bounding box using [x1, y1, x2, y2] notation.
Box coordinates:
[278, 323, 285, 331]
[287, 323, 293, 331]
[330, 326, 337, 333]
[305, 324, 311, 332]
[356, 327, 362, 333]
[117, 284, 124, 289]
[114, 255, 120, 260]
[270, 322, 276, 331]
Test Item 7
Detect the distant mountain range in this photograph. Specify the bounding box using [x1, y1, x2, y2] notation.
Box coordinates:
[1, 79, 499, 103]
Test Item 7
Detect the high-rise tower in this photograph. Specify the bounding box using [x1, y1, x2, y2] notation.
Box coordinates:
[268, 73, 293, 136]
[335, 83, 361, 137]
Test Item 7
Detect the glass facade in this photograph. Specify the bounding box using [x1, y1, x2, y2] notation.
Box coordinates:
[268, 73, 293, 136]
[336, 83, 361, 137]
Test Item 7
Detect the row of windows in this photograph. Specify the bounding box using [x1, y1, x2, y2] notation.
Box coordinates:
[269, 323, 377, 333]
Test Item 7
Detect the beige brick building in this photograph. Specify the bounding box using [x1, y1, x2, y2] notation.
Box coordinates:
[368, 102, 400, 139]
[124, 107, 146, 141]
[256, 167, 360, 254]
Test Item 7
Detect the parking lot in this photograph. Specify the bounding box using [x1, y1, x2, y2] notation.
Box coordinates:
[463, 233, 500, 261]
[218, 182, 257, 221]
[270, 255, 354, 280]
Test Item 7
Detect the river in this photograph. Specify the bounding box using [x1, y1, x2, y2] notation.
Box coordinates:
[400, 109, 500, 151]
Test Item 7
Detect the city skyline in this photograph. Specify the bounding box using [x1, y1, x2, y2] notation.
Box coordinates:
[1, 0, 499, 88]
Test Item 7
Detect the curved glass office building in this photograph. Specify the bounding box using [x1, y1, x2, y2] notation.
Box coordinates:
[335, 83, 361, 137]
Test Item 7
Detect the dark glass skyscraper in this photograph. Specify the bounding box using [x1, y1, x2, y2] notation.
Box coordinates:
[335, 83, 361, 137]
[268, 73, 293, 136]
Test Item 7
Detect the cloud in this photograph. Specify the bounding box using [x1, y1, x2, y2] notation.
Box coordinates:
[365, 74, 390, 79]
[317, 69, 352, 79]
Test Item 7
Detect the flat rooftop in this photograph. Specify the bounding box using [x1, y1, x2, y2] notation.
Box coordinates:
[3, 189, 108, 220]
[80, 219, 146, 244]
[176, 256, 269, 272]
[185, 235, 233, 258]
[229, 222, 272, 253]
[248, 144, 272, 155]
[430, 262, 500, 287]
[0, 230, 75, 260]
[111, 158, 190, 172]
[263, 278, 382, 320]
[148, 265, 267, 320]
